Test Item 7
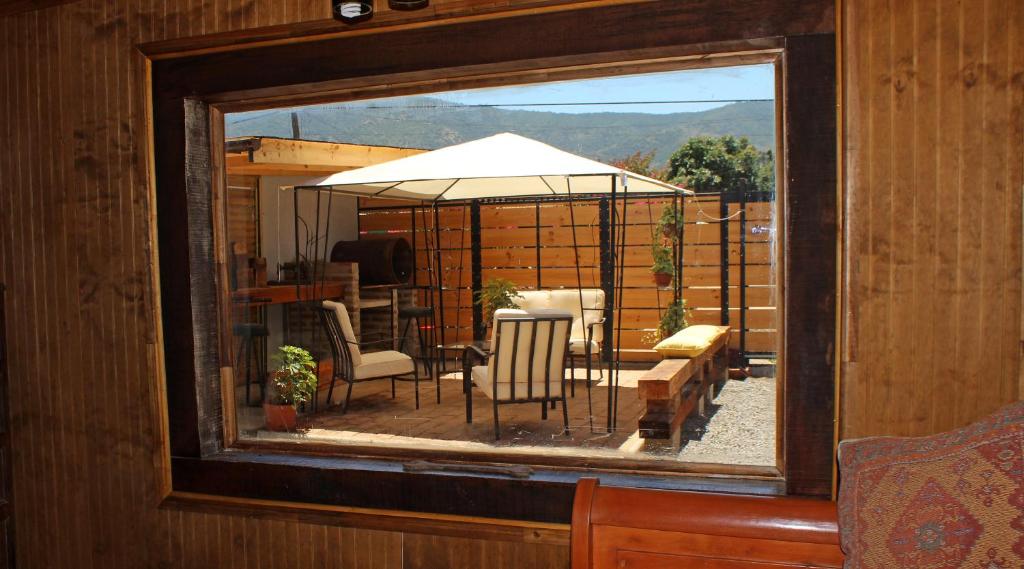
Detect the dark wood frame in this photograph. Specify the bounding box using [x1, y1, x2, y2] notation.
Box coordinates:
[143, 0, 836, 527]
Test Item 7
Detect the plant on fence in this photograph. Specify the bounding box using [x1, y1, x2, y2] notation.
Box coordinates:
[659, 299, 689, 339]
[651, 244, 674, 288]
[264, 345, 318, 431]
[476, 278, 523, 322]
[657, 204, 684, 239]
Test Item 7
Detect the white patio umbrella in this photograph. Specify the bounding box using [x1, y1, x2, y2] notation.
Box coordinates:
[292, 133, 691, 433]
[295, 132, 690, 200]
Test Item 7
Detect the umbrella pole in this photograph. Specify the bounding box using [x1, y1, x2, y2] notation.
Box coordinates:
[566, 180, 594, 433]
[606, 176, 617, 432]
[612, 180, 629, 430]
[433, 204, 446, 352]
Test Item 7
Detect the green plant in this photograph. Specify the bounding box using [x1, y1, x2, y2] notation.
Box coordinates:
[659, 300, 689, 338]
[650, 244, 674, 276]
[657, 205, 684, 239]
[475, 278, 523, 321]
[269, 345, 318, 406]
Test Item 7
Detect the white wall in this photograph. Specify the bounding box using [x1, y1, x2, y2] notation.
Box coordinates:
[258, 175, 358, 353]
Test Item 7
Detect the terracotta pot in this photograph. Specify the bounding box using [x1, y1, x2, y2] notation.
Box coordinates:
[653, 272, 673, 288]
[263, 403, 297, 432]
[661, 225, 678, 239]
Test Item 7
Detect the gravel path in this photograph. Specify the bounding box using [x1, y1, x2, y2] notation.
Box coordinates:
[675, 376, 776, 466]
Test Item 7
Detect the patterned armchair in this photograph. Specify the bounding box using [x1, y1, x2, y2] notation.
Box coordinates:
[837, 401, 1023, 568]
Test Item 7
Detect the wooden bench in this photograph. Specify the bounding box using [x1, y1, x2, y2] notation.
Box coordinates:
[571, 478, 844, 569]
[636, 326, 730, 445]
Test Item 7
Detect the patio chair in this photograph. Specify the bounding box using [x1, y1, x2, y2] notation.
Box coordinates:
[317, 300, 418, 414]
[462, 309, 573, 440]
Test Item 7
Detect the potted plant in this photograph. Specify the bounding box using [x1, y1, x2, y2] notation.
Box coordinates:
[651, 245, 674, 288]
[658, 204, 684, 239]
[659, 299, 689, 339]
[264, 345, 318, 432]
[475, 278, 522, 337]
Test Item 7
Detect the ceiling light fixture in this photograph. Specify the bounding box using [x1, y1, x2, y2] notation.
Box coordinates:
[333, 0, 373, 23]
[388, 0, 429, 9]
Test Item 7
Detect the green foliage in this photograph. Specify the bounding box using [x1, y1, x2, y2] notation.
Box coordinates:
[610, 150, 669, 181]
[270, 345, 318, 406]
[650, 244, 674, 275]
[476, 278, 522, 321]
[659, 300, 689, 338]
[667, 135, 774, 194]
[657, 204, 684, 239]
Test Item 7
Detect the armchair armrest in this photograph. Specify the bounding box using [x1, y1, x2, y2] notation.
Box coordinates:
[586, 318, 606, 343]
[462, 344, 488, 365]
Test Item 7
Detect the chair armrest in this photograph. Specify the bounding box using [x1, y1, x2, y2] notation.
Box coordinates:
[463, 344, 488, 364]
[586, 318, 605, 343]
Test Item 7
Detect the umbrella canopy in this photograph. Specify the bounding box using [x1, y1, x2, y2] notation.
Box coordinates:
[295, 132, 690, 202]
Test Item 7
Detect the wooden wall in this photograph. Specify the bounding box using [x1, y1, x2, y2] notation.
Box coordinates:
[0, 1, 586, 568]
[0, 0, 1020, 567]
[841, 0, 1024, 438]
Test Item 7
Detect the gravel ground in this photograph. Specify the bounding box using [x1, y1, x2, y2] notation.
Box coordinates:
[676, 376, 776, 466]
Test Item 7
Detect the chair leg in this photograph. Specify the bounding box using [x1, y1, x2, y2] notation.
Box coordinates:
[569, 355, 576, 398]
[341, 381, 354, 414]
[493, 402, 501, 440]
[561, 395, 570, 435]
[541, 401, 548, 420]
[414, 369, 420, 410]
[464, 371, 473, 423]
[242, 337, 253, 406]
[391, 377, 396, 399]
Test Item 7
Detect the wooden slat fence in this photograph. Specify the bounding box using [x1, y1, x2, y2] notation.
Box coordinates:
[359, 194, 777, 356]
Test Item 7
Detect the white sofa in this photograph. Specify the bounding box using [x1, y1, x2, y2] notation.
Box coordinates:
[512, 289, 605, 356]
[511, 289, 605, 397]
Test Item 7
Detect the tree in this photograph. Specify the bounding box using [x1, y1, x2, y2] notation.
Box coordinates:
[610, 150, 669, 181]
[666, 135, 774, 194]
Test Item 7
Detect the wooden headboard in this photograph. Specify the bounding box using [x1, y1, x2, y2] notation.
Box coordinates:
[570, 479, 845, 569]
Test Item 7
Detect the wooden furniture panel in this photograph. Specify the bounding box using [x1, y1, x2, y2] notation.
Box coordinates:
[571, 479, 843, 569]
[637, 327, 730, 442]
[841, 0, 1024, 438]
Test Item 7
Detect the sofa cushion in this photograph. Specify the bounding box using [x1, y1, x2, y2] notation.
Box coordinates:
[653, 325, 725, 358]
[354, 350, 414, 380]
[837, 401, 1024, 568]
[472, 365, 564, 400]
[514, 289, 605, 344]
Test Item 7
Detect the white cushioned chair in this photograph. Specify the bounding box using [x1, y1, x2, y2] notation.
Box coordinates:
[514, 289, 605, 396]
[463, 308, 573, 440]
[318, 300, 418, 413]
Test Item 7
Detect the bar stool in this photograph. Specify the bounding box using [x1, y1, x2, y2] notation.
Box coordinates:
[234, 322, 269, 406]
[397, 305, 439, 403]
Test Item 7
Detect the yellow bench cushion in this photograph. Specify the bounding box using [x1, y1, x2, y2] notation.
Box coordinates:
[653, 325, 725, 358]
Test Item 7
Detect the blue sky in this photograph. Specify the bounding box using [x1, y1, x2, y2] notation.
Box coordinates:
[395, 64, 774, 114]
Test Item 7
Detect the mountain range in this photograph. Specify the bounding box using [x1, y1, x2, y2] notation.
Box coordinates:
[226, 98, 775, 167]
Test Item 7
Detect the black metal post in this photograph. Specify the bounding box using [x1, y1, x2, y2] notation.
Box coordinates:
[471, 201, 483, 341]
[739, 191, 748, 365]
[719, 194, 730, 326]
[598, 198, 613, 362]
[535, 201, 542, 289]
[433, 205, 446, 350]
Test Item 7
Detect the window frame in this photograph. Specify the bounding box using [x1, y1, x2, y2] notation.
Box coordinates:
[143, 0, 837, 526]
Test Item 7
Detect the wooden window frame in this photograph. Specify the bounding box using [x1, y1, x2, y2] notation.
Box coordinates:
[142, 0, 836, 527]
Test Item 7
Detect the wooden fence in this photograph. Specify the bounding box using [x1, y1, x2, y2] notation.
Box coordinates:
[358, 193, 777, 357]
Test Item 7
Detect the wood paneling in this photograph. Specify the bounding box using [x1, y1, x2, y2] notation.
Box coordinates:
[841, 0, 1024, 439]
[0, 1, 640, 567]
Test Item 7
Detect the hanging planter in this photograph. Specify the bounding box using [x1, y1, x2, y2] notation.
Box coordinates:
[650, 244, 674, 288]
[651, 272, 675, 286]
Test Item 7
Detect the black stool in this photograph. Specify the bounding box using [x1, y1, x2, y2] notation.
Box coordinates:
[234, 322, 269, 406]
[398, 306, 439, 403]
